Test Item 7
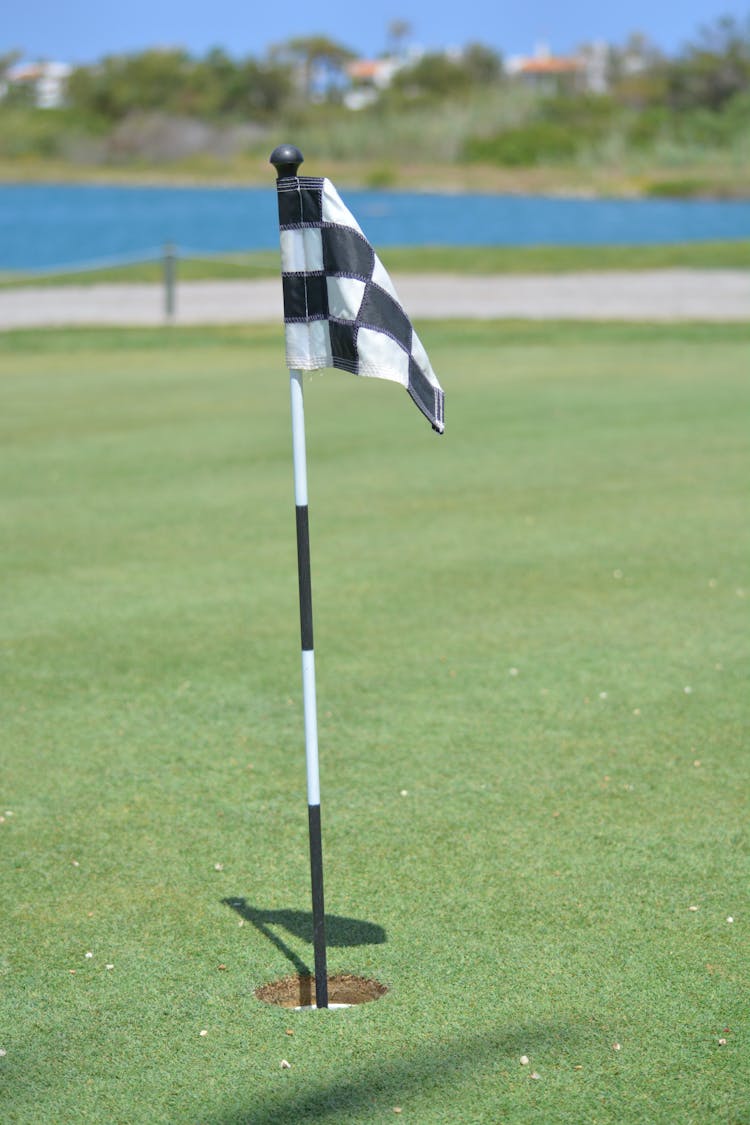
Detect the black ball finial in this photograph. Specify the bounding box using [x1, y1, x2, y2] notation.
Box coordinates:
[270, 144, 304, 179]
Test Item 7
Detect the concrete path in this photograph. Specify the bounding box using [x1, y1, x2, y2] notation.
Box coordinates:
[0, 270, 747, 328]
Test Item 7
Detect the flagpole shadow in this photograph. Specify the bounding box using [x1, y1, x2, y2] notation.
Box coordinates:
[223, 898, 386, 978]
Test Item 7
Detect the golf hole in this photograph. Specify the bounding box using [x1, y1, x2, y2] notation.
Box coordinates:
[255, 973, 387, 1009]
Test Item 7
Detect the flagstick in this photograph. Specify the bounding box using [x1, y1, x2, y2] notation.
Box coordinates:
[289, 367, 329, 1009]
[269, 144, 329, 1009]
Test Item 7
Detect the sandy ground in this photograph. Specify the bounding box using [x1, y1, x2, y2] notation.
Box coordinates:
[0, 270, 747, 328]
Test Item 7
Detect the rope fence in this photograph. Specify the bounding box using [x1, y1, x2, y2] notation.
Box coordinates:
[0, 244, 278, 323]
[0, 246, 165, 280]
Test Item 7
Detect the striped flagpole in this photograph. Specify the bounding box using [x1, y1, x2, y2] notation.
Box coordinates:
[270, 143, 328, 1007]
[289, 366, 329, 1009]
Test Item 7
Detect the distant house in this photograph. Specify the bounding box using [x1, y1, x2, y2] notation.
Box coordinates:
[343, 55, 406, 109]
[5, 61, 72, 108]
[506, 43, 585, 94]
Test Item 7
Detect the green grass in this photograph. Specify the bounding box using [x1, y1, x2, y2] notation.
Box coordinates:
[1, 239, 748, 289]
[1, 322, 748, 1123]
[0, 250, 282, 288]
[379, 241, 750, 273]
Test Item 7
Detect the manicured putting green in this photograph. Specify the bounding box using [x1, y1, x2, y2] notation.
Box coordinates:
[1, 321, 747, 1122]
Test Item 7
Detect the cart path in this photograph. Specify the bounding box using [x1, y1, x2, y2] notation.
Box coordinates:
[0, 270, 748, 328]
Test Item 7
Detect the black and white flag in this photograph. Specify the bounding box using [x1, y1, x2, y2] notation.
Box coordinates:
[275, 175, 445, 434]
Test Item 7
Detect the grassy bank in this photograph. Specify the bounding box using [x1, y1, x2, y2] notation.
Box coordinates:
[1, 321, 748, 1122]
[1, 240, 748, 290]
[2, 152, 750, 200]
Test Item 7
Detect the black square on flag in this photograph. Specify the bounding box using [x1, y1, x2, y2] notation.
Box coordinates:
[328, 321, 359, 372]
[358, 284, 412, 352]
[278, 183, 324, 228]
[322, 226, 375, 280]
[283, 274, 328, 320]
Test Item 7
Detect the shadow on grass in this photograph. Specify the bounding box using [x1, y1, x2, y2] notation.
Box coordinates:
[223, 898, 386, 976]
[211, 1022, 577, 1124]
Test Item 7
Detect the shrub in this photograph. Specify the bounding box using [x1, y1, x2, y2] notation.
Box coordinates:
[0, 107, 64, 158]
[464, 120, 581, 165]
[643, 177, 716, 197]
[464, 93, 620, 166]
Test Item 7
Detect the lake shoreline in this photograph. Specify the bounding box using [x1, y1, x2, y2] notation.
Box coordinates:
[2, 157, 749, 202]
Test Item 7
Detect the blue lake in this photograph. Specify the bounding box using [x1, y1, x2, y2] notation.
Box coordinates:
[1, 182, 749, 271]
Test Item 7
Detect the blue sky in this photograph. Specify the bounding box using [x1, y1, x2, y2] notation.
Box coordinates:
[4, 0, 749, 64]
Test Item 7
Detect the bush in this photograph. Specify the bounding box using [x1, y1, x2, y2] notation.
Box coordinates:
[464, 120, 582, 166]
[537, 93, 618, 128]
[0, 107, 65, 158]
[365, 164, 397, 188]
[643, 177, 716, 197]
[464, 93, 620, 166]
[625, 106, 669, 149]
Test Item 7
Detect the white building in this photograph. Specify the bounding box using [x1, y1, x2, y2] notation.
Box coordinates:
[342, 50, 424, 109]
[5, 61, 72, 108]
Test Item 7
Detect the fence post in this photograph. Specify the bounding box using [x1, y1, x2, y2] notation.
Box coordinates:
[163, 243, 177, 323]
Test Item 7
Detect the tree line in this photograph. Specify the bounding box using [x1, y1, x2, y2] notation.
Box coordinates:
[40, 17, 750, 119]
[1, 16, 749, 181]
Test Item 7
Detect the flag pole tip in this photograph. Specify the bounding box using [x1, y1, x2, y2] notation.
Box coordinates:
[270, 144, 304, 179]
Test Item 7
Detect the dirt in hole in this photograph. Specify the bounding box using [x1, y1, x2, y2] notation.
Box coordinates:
[255, 973, 387, 1008]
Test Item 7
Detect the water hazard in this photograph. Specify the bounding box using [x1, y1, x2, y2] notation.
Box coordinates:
[2, 182, 749, 272]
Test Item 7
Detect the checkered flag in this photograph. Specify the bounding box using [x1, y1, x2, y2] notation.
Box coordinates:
[275, 174, 445, 434]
